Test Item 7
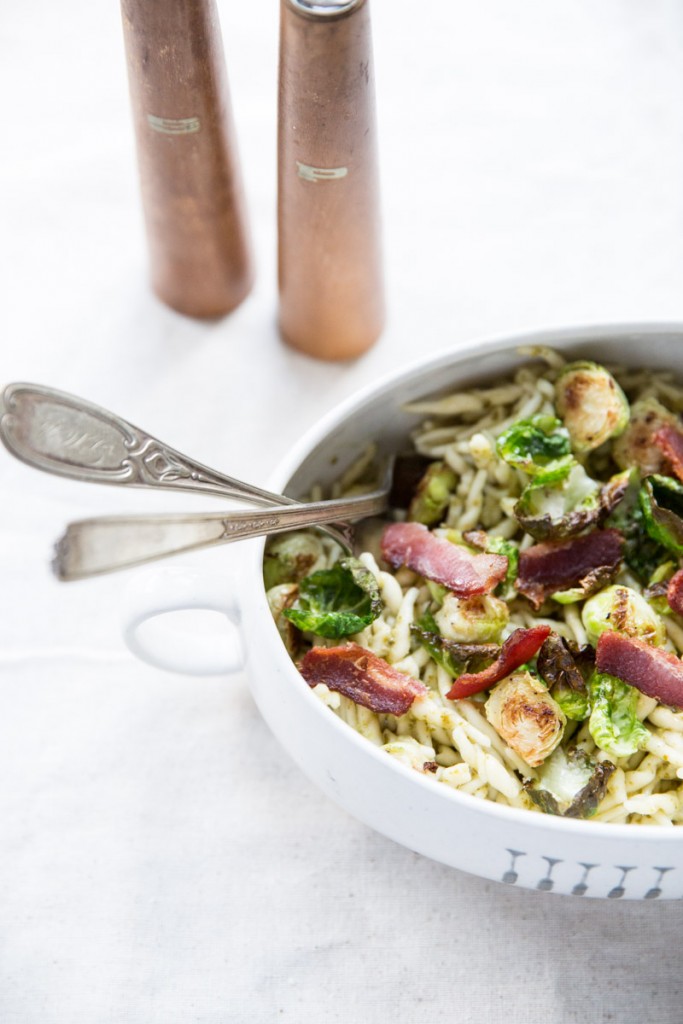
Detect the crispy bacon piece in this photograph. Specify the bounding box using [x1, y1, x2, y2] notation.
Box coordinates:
[446, 625, 551, 700]
[380, 522, 508, 596]
[596, 631, 683, 709]
[668, 568, 683, 617]
[299, 643, 427, 715]
[654, 424, 683, 482]
[516, 529, 623, 609]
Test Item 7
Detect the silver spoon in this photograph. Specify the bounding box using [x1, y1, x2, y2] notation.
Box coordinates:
[51, 499, 390, 580]
[0, 382, 391, 579]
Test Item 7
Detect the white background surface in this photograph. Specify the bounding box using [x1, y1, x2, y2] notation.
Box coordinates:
[2, 1, 683, 1021]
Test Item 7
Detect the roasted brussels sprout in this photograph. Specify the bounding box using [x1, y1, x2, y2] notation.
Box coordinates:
[407, 460, 457, 526]
[613, 397, 679, 474]
[581, 584, 666, 647]
[485, 671, 566, 767]
[434, 591, 509, 644]
[554, 361, 629, 452]
[263, 531, 327, 590]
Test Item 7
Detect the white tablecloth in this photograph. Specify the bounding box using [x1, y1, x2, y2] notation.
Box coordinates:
[2, 2, 683, 1021]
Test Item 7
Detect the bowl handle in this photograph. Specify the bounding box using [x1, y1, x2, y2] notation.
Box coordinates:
[121, 566, 244, 676]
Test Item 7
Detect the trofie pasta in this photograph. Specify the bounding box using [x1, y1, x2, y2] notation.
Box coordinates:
[264, 348, 683, 826]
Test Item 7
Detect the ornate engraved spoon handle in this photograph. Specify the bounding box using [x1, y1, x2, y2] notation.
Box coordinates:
[0, 382, 288, 506]
[54, 492, 387, 580]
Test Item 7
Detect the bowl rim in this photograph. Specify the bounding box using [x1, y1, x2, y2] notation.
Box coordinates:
[260, 319, 683, 843]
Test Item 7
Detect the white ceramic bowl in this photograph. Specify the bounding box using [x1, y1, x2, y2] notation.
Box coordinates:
[125, 322, 683, 899]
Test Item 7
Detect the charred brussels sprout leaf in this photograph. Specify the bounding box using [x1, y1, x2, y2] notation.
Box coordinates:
[514, 464, 600, 540]
[555, 361, 629, 452]
[496, 415, 572, 475]
[526, 746, 615, 818]
[283, 557, 382, 639]
[410, 611, 498, 678]
[562, 759, 616, 818]
[407, 460, 457, 526]
[536, 634, 589, 721]
[587, 672, 649, 759]
[515, 466, 629, 542]
[639, 475, 683, 556]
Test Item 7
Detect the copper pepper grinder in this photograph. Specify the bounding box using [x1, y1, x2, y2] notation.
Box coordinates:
[120, 0, 253, 318]
[278, 0, 385, 360]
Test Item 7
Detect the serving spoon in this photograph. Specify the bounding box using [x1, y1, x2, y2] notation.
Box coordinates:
[0, 383, 393, 579]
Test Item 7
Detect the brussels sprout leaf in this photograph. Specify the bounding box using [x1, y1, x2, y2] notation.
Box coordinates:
[496, 415, 572, 475]
[514, 463, 600, 540]
[283, 557, 382, 639]
[536, 634, 589, 721]
[587, 672, 649, 759]
[516, 466, 630, 542]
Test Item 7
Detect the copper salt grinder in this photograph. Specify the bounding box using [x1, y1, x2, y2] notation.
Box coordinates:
[278, 0, 385, 360]
[120, 0, 253, 318]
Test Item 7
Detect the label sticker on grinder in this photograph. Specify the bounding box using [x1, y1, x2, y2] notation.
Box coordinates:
[296, 161, 348, 182]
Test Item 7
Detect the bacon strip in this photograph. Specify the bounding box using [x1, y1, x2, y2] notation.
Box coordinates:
[299, 643, 427, 715]
[516, 529, 623, 609]
[380, 522, 508, 596]
[446, 625, 551, 700]
[668, 568, 683, 617]
[654, 424, 683, 482]
[596, 631, 683, 709]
